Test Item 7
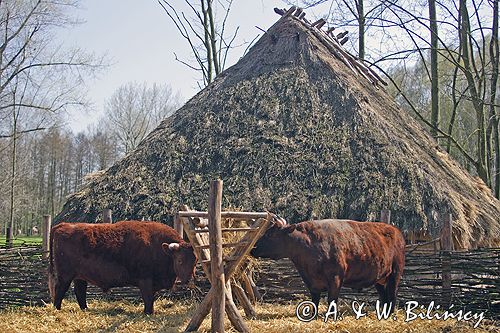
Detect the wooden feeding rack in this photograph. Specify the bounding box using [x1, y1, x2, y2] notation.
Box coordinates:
[175, 180, 272, 333]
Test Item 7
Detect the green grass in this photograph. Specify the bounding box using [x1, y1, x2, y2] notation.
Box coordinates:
[0, 236, 42, 246]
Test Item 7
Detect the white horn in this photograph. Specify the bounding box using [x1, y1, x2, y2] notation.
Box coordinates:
[168, 243, 180, 251]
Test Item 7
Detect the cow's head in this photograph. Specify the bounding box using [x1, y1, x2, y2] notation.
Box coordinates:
[162, 242, 197, 285]
[251, 214, 288, 259]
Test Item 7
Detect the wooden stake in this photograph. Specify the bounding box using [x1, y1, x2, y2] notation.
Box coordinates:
[224, 282, 250, 332]
[174, 213, 183, 237]
[185, 288, 215, 331]
[293, 8, 303, 17]
[42, 215, 51, 259]
[440, 213, 453, 307]
[380, 210, 391, 224]
[233, 282, 256, 318]
[102, 209, 112, 223]
[209, 180, 225, 333]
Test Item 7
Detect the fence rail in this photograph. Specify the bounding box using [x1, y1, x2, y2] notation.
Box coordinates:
[0, 244, 498, 319]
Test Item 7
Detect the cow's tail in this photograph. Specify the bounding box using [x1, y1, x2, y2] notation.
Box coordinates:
[48, 226, 56, 302]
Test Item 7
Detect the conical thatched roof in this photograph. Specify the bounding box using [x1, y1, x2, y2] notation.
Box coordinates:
[55, 12, 500, 249]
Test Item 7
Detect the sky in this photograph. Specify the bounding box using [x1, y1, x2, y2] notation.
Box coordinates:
[59, 0, 289, 133]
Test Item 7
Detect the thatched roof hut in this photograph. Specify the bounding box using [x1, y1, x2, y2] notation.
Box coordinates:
[55, 11, 500, 249]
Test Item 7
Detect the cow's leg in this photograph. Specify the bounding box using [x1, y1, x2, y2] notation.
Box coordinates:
[138, 279, 154, 315]
[296, 266, 320, 309]
[326, 275, 343, 305]
[74, 279, 88, 310]
[310, 290, 321, 310]
[53, 277, 72, 310]
[385, 271, 401, 313]
[375, 283, 388, 305]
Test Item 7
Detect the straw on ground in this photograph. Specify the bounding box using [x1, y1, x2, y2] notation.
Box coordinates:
[1, 299, 498, 333]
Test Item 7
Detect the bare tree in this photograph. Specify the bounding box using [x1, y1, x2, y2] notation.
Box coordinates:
[0, 0, 104, 244]
[488, 0, 499, 196]
[287, 0, 393, 60]
[428, 0, 440, 139]
[158, 0, 239, 87]
[105, 82, 179, 154]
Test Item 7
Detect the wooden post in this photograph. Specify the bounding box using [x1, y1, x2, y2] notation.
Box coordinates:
[232, 282, 256, 318]
[209, 180, 225, 333]
[440, 213, 453, 307]
[380, 209, 391, 224]
[42, 215, 52, 259]
[6, 227, 13, 248]
[224, 282, 249, 332]
[102, 209, 112, 223]
[174, 213, 183, 237]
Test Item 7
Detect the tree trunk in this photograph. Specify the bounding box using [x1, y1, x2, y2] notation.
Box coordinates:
[357, 0, 365, 60]
[459, 0, 489, 184]
[429, 0, 440, 139]
[207, 0, 220, 75]
[201, 0, 213, 84]
[490, 0, 499, 197]
[7, 109, 18, 246]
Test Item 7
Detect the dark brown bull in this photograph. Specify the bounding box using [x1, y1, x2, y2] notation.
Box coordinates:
[251, 218, 405, 311]
[48, 221, 197, 314]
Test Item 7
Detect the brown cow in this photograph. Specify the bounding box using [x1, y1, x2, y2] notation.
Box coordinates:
[251, 218, 405, 312]
[48, 221, 197, 314]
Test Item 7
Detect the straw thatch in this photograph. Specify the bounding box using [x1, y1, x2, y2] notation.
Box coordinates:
[55, 13, 500, 249]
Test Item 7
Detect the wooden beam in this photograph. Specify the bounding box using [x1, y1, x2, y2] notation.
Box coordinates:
[185, 288, 215, 331]
[196, 241, 249, 250]
[224, 282, 249, 332]
[284, 6, 297, 17]
[179, 211, 268, 219]
[195, 227, 258, 233]
[311, 18, 324, 27]
[209, 180, 225, 333]
[273, 7, 285, 16]
[174, 214, 183, 237]
[224, 215, 272, 280]
[232, 282, 256, 318]
[339, 36, 349, 45]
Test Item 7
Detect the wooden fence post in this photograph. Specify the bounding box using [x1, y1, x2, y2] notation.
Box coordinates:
[102, 209, 113, 223]
[6, 227, 13, 247]
[42, 215, 52, 259]
[209, 179, 225, 333]
[380, 209, 391, 224]
[174, 213, 183, 238]
[440, 213, 453, 307]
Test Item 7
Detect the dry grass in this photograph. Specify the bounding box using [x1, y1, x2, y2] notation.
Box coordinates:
[1, 299, 498, 333]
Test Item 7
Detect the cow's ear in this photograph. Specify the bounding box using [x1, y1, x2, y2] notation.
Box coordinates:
[162, 242, 180, 253]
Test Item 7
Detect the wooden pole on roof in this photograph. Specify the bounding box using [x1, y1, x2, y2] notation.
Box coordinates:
[209, 179, 225, 333]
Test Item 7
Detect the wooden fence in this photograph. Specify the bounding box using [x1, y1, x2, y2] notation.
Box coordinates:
[255, 249, 500, 318]
[0, 243, 209, 309]
[0, 242, 498, 319]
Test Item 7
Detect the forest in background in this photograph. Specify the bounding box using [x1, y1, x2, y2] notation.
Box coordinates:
[1, 0, 499, 237]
